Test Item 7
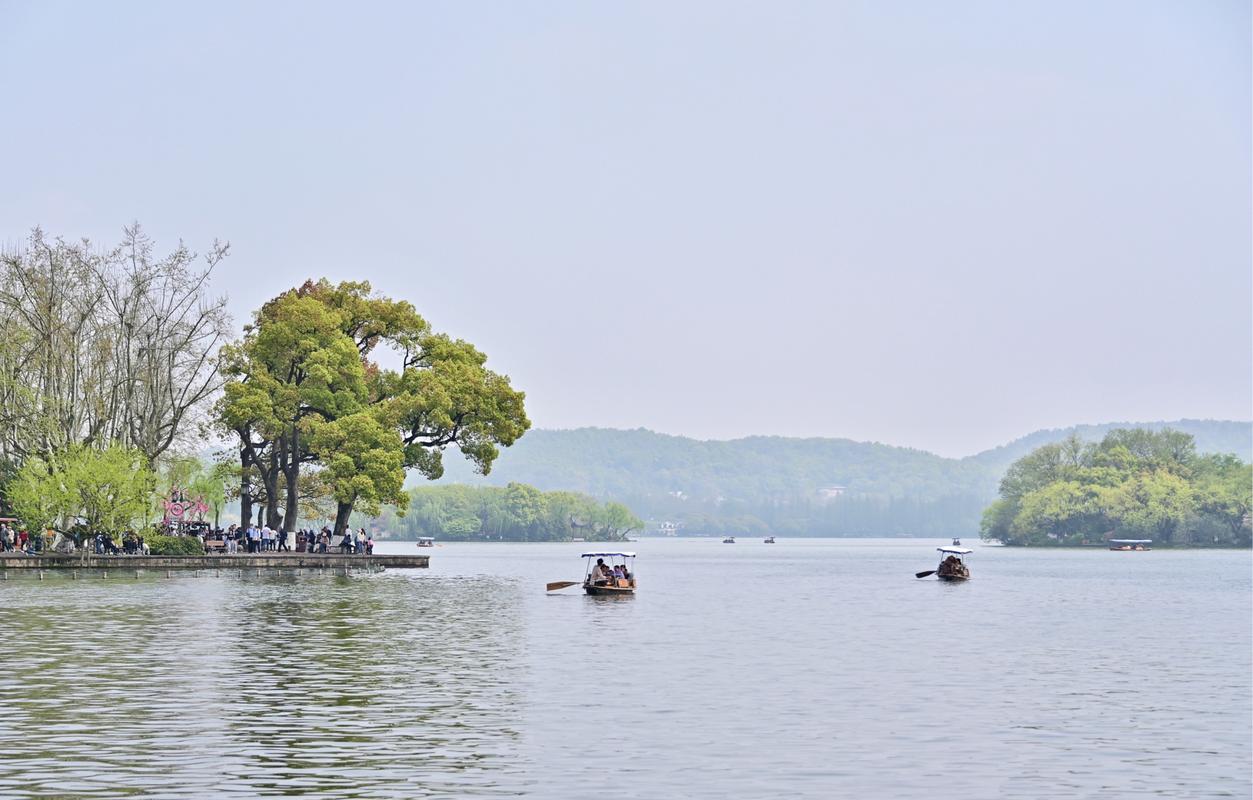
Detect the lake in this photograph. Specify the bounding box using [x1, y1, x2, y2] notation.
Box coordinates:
[0, 538, 1248, 799]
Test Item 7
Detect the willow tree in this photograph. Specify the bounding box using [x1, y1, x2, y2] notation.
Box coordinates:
[218, 280, 529, 535]
[9, 444, 156, 540]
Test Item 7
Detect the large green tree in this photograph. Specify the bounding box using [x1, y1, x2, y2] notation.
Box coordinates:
[218, 280, 529, 536]
[218, 287, 368, 529]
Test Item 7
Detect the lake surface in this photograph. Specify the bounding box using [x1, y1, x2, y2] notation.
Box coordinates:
[0, 539, 1248, 799]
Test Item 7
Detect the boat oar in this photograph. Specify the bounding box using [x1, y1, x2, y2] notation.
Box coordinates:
[546, 580, 579, 592]
[914, 570, 936, 579]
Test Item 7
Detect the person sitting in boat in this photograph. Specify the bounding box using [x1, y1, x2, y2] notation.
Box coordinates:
[620, 564, 631, 581]
[589, 558, 610, 585]
[612, 564, 625, 580]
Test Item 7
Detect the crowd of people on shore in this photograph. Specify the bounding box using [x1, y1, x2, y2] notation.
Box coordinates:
[215, 524, 375, 556]
[1, 520, 379, 557]
[94, 532, 146, 554]
[0, 523, 35, 554]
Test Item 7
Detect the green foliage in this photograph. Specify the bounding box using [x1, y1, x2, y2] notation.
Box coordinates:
[158, 455, 230, 526]
[217, 279, 529, 534]
[370, 483, 642, 542]
[1192, 454, 1253, 546]
[146, 534, 205, 556]
[7, 456, 68, 534]
[188, 463, 231, 527]
[982, 428, 1251, 547]
[8, 444, 156, 535]
[308, 412, 408, 515]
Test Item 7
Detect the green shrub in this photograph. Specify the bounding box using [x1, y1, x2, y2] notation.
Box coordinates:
[145, 534, 204, 556]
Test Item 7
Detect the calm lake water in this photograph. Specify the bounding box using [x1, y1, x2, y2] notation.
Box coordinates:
[0, 538, 1249, 799]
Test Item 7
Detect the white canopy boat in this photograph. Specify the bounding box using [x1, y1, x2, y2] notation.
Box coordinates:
[580, 551, 637, 596]
[935, 546, 972, 581]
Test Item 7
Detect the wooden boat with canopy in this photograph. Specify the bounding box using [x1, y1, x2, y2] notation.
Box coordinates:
[582, 551, 637, 596]
[935, 546, 972, 581]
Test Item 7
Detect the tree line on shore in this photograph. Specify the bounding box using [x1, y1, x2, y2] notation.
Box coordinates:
[424, 422, 1249, 539]
[980, 428, 1251, 546]
[367, 483, 643, 541]
[0, 226, 535, 542]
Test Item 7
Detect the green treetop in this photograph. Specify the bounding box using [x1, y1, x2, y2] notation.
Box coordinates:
[217, 279, 529, 536]
[981, 428, 1250, 547]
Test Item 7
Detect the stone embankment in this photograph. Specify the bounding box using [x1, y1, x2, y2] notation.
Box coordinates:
[0, 553, 429, 570]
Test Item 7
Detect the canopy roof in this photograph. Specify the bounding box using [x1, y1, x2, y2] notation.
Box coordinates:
[582, 552, 636, 558]
[1108, 539, 1152, 544]
[937, 546, 973, 555]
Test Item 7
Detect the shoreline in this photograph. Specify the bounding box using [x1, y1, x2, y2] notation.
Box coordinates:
[0, 553, 430, 570]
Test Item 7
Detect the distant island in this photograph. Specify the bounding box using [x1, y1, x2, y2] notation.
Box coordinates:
[981, 428, 1251, 547]
[418, 420, 1250, 539]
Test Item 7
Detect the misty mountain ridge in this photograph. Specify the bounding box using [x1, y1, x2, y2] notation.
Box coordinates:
[429, 419, 1250, 497]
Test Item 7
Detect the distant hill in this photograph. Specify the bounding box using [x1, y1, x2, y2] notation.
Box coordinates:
[434, 427, 989, 495]
[423, 420, 1251, 537]
[966, 419, 1252, 471]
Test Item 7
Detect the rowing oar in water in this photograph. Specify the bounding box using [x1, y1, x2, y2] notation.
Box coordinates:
[546, 581, 579, 592]
[914, 570, 936, 579]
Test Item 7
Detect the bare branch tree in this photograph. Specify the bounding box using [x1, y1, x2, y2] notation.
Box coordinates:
[0, 225, 231, 469]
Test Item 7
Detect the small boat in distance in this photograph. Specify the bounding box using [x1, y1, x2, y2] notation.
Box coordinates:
[951, 537, 961, 546]
[582, 551, 637, 596]
[1109, 539, 1152, 551]
[764, 536, 775, 544]
[722, 536, 736, 544]
[416, 536, 435, 548]
[935, 546, 972, 581]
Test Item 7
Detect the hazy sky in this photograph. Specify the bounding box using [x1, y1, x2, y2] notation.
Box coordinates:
[2, 1, 1249, 456]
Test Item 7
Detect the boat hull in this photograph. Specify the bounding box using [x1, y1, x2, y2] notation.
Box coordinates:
[584, 584, 635, 596]
[937, 573, 970, 582]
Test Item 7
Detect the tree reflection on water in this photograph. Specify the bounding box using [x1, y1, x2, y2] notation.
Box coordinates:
[0, 571, 530, 798]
